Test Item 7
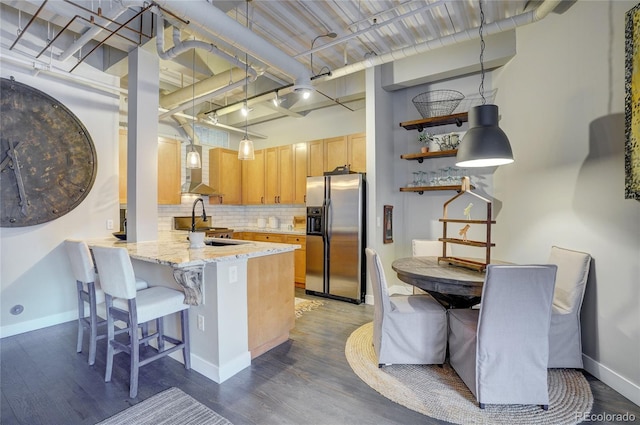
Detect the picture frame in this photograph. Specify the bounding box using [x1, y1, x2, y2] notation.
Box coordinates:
[383, 205, 393, 244]
[625, 3, 640, 201]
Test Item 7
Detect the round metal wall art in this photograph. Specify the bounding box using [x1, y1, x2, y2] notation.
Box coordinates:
[0, 76, 98, 227]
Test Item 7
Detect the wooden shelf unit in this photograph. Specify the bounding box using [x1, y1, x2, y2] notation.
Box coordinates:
[438, 177, 493, 272]
[400, 185, 474, 194]
[399, 112, 468, 132]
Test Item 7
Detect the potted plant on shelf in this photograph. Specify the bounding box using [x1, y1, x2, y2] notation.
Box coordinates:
[418, 133, 441, 153]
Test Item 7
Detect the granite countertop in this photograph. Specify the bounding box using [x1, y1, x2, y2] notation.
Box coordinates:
[87, 231, 300, 269]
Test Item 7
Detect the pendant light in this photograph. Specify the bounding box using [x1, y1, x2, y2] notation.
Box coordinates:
[238, 0, 255, 160]
[456, 0, 513, 168]
[186, 47, 202, 169]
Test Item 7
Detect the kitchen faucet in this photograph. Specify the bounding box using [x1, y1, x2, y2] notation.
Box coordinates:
[191, 197, 208, 232]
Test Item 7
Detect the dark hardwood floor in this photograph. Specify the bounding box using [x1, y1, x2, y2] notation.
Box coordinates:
[2, 289, 638, 425]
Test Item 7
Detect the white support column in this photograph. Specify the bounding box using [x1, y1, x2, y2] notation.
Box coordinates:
[127, 47, 159, 242]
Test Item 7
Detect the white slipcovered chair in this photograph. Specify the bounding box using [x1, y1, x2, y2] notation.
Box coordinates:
[365, 248, 447, 366]
[547, 246, 592, 368]
[412, 239, 451, 257]
[91, 245, 191, 398]
[64, 240, 148, 365]
[448, 264, 557, 409]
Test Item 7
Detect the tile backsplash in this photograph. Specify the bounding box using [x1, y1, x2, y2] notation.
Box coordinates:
[121, 196, 306, 232]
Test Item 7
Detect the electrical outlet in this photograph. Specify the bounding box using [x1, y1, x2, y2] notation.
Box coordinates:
[106, 219, 114, 230]
[197, 314, 205, 331]
[229, 265, 238, 283]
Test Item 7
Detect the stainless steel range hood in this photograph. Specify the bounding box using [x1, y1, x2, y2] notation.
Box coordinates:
[181, 145, 219, 196]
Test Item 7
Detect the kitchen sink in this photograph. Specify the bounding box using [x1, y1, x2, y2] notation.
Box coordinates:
[204, 240, 249, 247]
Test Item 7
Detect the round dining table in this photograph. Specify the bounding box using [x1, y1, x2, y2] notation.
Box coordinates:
[391, 256, 505, 308]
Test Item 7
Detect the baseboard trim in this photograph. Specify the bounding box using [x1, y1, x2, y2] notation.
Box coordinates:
[189, 351, 251, 384]
[0, 310, 77, 339]
[583, 354, 640, 406]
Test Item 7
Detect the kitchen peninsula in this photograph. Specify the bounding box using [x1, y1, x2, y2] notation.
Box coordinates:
[88, 231, 299, 384]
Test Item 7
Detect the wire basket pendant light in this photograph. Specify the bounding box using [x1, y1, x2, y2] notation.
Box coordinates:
[186, 46, 202, 169]
[238, 0, 255, 160]
[455, 0, 514, 168]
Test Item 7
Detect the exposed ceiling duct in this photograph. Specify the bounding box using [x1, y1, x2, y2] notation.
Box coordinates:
[119, 0, 313, 92]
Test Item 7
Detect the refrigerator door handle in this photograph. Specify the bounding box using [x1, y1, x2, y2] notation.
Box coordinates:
[325, 198, 332, 241]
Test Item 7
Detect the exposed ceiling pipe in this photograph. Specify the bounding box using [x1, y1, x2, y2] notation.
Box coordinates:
[1, 47, 126, 95]
[326, 0, 563, 81]
[56, 1, 129, 62]
[117, 0, 312, 90]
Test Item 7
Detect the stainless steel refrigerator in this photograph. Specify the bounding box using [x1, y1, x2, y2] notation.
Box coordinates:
[305, 172, 366, 304]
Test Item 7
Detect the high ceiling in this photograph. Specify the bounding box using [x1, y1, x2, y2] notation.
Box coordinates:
[0, 0, 568, 135]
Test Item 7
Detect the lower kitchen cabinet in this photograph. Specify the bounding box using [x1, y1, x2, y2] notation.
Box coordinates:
[241, 232, 306, 286]
[247, 252, 295, 359]
[286, 235, 306, 287]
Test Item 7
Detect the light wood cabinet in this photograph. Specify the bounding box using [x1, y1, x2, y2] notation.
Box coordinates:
[306, 133, 366, 177]
[307, 139, 324, 177]
[242, 149, 265, 204]
[119, 130, 181, 205]
[209, 148, 242, 205]
[293, 142, 307, 204]
[265, 145, 294, 204]
[252, 232, 286, 243]
[242, 232, 306, 286]
[347, 132, 366, 173]
[286, 235, 306, 286]
[324, 135, 348, 172]
[247, 252, 295, 359]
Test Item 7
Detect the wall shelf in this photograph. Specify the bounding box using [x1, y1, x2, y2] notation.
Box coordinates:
[400, 149, 458, 163]
[399, 185, 473, 195]
[399, 112, 468, 132]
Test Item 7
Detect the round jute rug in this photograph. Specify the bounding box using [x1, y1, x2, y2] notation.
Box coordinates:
[345, 322, 593, 425]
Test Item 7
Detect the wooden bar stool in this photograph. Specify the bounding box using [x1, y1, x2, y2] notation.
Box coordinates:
[91, 245, 191, 398]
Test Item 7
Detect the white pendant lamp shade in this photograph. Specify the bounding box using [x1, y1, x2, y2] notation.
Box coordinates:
[186, 146, 202, 169]
[455, 104, 514, 167]
[238, 135, 255, 160]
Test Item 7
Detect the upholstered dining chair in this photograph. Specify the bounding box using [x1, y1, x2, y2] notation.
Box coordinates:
[365, 248, 447, 367]
[412, 239, 451, 257]
[547, 246, 592, 368]
[64, 240, 148, 366]
[91, 245, 191, 398]
[448, 264, 557, 410]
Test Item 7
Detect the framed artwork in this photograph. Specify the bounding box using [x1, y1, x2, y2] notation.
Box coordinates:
[625, 3, 640, 201]
[383, 205, 393, 244]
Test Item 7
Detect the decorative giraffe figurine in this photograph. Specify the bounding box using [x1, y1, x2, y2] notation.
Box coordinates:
[459, 224, 471, 241]
[463, 202, 473, 221]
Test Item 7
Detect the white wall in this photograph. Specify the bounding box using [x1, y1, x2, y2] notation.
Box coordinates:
[491, 1, 639, 403]
[0, 60, 121, 336]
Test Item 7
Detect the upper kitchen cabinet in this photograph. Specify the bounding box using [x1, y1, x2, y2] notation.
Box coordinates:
[306, 133, 367, 177]
[119, 130, 181, 205]
[209, 148, 242, 205]
[347, 132, 366, 173]
[242, 149, 266, 204]
[293, 143, 307, 204]
[265, 145, 294, 204]
[307, 139, 324, 177]
[325, 136, 348, 172]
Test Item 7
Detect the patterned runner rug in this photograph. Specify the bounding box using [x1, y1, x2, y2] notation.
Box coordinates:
[345, 322, 593, 425]
[96, 387, 232, 425]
